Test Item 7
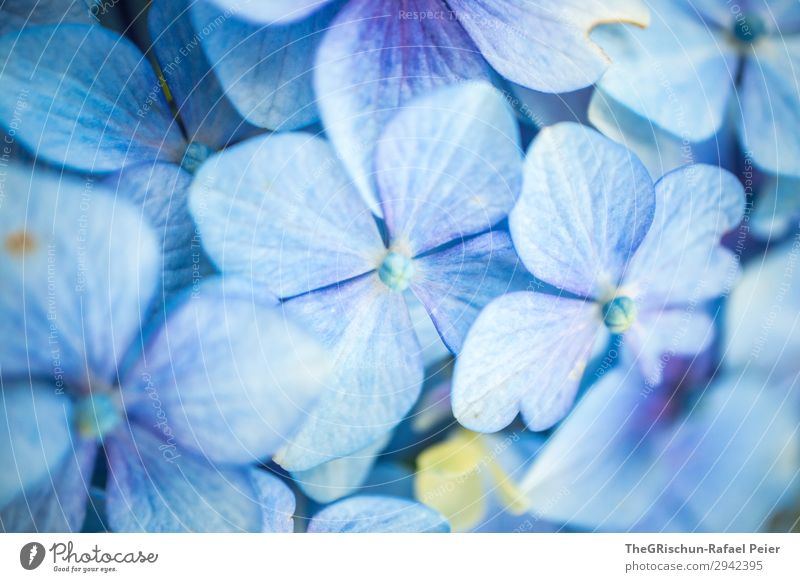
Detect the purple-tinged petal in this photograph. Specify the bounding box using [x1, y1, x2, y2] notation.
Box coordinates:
[314, 0, 493, 213]
[510, 123, 655, 299]
[410, 230, 522, 354]
[448, 0, 649, 93]
[307, 495, 449, 533]
[1, 438, 96, 532]
[190, 132, 384, 298]
[376, 82, 521, 255]
[0, 25, 186, 172]
[452, 292, 601, 433]
[275, 276, 423, 471]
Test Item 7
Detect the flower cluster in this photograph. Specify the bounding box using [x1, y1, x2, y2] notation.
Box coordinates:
[0, 0, 798, 533]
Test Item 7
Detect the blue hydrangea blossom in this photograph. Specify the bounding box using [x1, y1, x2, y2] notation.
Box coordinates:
[453, 122, 744, 432]
[190, 82, 523, 471]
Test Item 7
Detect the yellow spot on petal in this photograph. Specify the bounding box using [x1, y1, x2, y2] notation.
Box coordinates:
[568, 359, 587, 381]
[4, 230, 37, 256]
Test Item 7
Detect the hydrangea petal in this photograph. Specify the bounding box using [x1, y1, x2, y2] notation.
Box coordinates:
[192, 1, 336, 130]
[148, 0, 259, 149]
[592, 2, 738, 142]
[0, 383, 73, 506]
[0, 25, 186, 172]
[191, 133, 384, 298]
[292, 434, 390, 503]
[307, 495, 449, 533]
[205, 0, 334, 24]
[124, 279, 330, 464]
[105, 425, 266, 532]
[1, 438, 96, 532]
[376, 82, 521, 255]
[410, 230, 522, 354]
[275, 276, 423, 470]
[0, 0, 96, 36]
[623, 164, 744, 306]
[314, 0, 493, 213]
[510, 123, 655, 299]
[447, 0, 649, 93]
[751, 175, 800, 239]
[252, 471, 296, 533]
[737, 38, 800, 177]
[0, 167, 159, 383]
[452, 292, 601, 433]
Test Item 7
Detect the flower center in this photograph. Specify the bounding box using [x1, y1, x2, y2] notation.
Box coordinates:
[74, 392, 122, 440]
[180, 142, 215, 174]
[733, 13, 766, 44]
[601, 295, 637, 334]
[378, 251, 415, 291]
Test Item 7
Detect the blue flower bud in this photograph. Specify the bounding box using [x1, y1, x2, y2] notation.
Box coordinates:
[602, 295, 637, 334]
[378, 251, 415, 291]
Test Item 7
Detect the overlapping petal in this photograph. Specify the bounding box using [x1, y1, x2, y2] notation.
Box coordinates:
[307, 495, 449, 533]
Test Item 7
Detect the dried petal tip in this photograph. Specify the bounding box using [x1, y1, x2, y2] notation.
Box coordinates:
[74, 393, 122, 440]
[602, 295, 637, 334]
[378, 251, 415, 291]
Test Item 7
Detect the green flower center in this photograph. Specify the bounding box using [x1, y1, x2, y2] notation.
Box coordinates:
[378, 251, 415, 291]
[601, 295, 637, 334]
[733, 13, 766, 44]
[74, 392, 122, 440]
[181, 142, 215, 174]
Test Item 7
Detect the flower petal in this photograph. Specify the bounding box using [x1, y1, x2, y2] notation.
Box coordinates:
[205, 0, 335, 24]
[376, 82, 521, 255]
[448, 0, 649, 92]
[104, 425, 267, 532]
[1, 438, 96, 532]
[252, 471, 296, 533]
[623, 164, 744, 306]
[123, 278, 331, 464]
[0, 166, 159, 383]
[191, 132, 384, 298]
[307, 495, 449, 533]
[410, 230, 522, 354]
[0, 0, 96, 36]
[315, 0, 493, 213]
[510, 122, 655, 299]
[452, 291, 601, 432]
[592, 2, 738, 142]
[191, 1, 337, 130]
[0, 24, 185, 172]
[275, 276, 423, 470]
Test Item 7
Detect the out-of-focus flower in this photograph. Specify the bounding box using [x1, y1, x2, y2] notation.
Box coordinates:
[0, 167, 330, 532]
[453, 122, 744, 432]
[590, 0, 800, 178]
[190, 81, 523, 472]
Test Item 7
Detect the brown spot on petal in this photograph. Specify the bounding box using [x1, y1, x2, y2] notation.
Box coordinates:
[4, 230, 37, 256]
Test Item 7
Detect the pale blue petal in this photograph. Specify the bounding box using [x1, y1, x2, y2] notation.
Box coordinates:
[0, 166, 159, 383]
[592, 2, 738, 142]
[190, 132, 384, 298]
[292, 433, 390, 503]
[192, 1, 337, 130]
[0, 383, 73, 506]
[452, 292, 601, 433]
[376, 82, 521, 254]
[0, 25, 186, 172]
[661, 374, 800, 531]
[410, 230, 522, 354]
[252, 471, 296, 533]
[148, 0, 259, 149]
[205, 0, 335, 24]
[105, 425, 268, 532]
[314, 0, 493, 213]
[101, 163, 197, 299]
[737, 38, 800, 177]
[275, 276, 423, 470]
[448, 0, 649, 92]
[307, 495, 449, 533]
[123, 278, 330, 464]
[625, 309, 716, 387]
[0, 0, 95, 36]
[510, 123, 655, 299]
[751, 175, 800, 239]
[1, 439, 95, 532]
[623, 164, 744, 307]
